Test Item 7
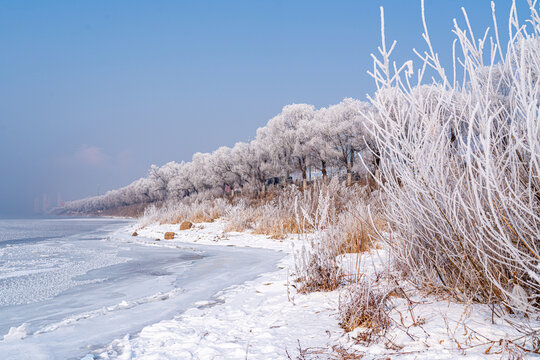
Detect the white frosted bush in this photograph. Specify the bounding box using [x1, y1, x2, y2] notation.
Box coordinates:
[294, 179, 381, 292]
[224, 199, 253, 232]
[368, 1, 539, 315]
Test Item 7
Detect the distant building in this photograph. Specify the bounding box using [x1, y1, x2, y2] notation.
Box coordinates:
[290, 166, 345, 183]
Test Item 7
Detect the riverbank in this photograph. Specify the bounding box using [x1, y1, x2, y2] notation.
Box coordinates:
[91, 220, 540, 360]
[89, 220, 343, 359]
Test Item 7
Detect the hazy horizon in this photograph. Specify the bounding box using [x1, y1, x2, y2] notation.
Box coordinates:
[0, 0, 529, 217]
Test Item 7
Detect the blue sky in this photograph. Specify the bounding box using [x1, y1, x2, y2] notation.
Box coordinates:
[0, 0, 530, 216]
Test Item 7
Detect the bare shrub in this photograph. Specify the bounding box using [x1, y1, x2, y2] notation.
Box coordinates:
[339, 280, 392, 343]
[294, 182, 383, 292]
[336, 199, 384, 254]
[250, 178, 359, 239]
[252, 187, 303, 238]
[295, 229, 342, 293]
[293, 184, 343, 292]
[223, 199, 253, 232]
[139, 197, 230, 227]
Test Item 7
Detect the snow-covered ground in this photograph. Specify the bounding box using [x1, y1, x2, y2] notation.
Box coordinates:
[6, 219, 531, 359]
[90, 220, 342, 359]
[337, 251, 540, 359]
[89, 220, 540, 360]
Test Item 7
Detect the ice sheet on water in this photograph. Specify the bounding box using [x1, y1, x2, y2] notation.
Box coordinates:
[0, 218, 126, 244]
[0, 241, 126, 306]
[0, 218, 283, 360]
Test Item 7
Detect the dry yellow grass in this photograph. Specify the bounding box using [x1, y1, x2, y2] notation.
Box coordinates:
[339, 282, 391, 342]
[171, 211, 219, 225]
[252, 215, 302, 239]
[224, 221, 250, 233]
[338, 224, 373, 254]
[337, 213, 387, 255]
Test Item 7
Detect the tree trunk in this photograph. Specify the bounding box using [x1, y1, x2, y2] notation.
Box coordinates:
[300, 158, 307, 190]
[261, 183, 266, 197]
[321, 161, 328, 183]
[348, 151, 356, 186]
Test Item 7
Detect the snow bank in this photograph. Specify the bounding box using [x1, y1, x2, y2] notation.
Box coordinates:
[3, 323, 28, 341]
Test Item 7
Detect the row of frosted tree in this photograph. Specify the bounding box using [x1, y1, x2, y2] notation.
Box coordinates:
[64, 98, 378, 213]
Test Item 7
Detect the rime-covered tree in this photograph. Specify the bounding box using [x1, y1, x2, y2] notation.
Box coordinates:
[323, 98, 370, 185]
[263, 104, 315, 188]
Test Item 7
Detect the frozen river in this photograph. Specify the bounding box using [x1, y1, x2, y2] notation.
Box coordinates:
[0, 218, 282, 359]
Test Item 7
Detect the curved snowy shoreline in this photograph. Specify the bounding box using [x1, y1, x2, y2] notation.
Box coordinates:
[85, 220, 343, 359]
[86, 220, 540, 360]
